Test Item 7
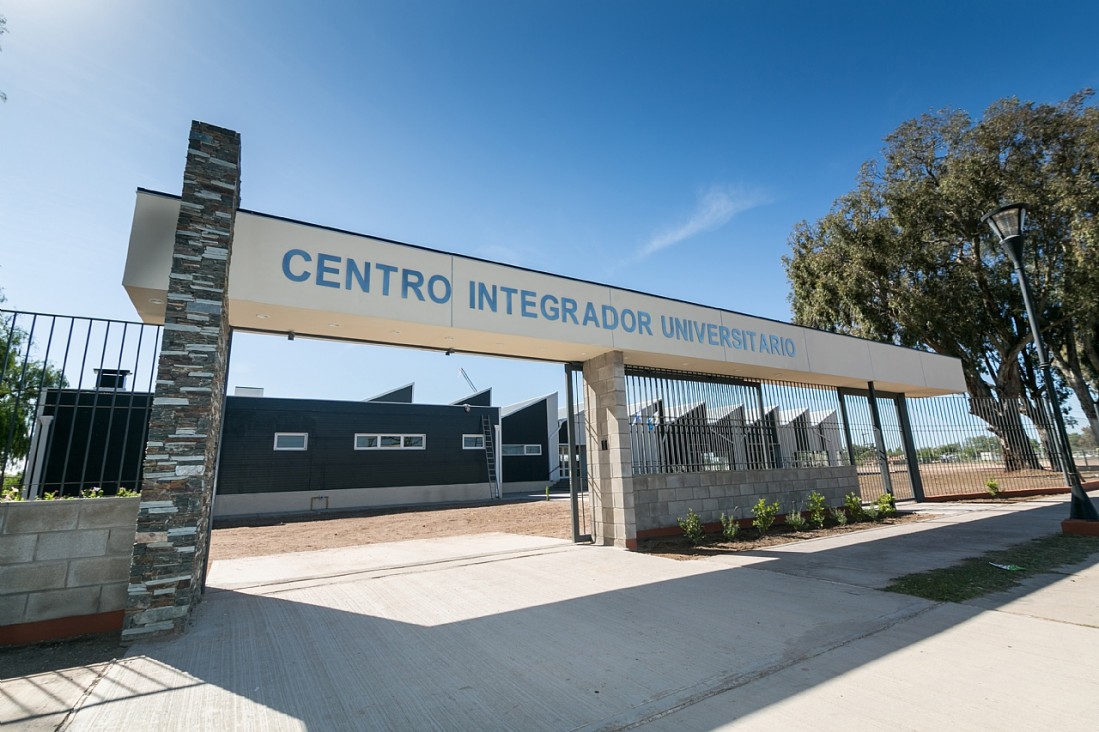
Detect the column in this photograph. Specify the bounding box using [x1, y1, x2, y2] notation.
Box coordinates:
[582, 351, 637, 549]
[123, 122, 241, 640]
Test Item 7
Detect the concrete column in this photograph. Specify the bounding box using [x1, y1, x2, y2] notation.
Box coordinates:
[582, 351, 637, 549]
[123, 122, 241, 640]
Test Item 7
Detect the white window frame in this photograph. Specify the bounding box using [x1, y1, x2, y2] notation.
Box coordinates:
[273, 432, 309, 451]
[355, 433, 427, 450]
[502, 443, 542, 456]
[462, 434, 485, 450]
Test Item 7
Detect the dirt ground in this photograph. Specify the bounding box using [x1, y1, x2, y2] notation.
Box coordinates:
[858, 462, 1099, 501]
[210, 497, 576, 560]
[208, 497, 935, 563]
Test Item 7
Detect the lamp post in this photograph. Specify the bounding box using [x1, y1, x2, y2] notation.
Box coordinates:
[981, 202, 1098, 521]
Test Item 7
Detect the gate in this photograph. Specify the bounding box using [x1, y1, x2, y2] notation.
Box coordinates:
[837, 386, 922, 502]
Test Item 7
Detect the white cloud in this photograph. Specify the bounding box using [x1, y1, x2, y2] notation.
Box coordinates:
[639, 185, 769, 258]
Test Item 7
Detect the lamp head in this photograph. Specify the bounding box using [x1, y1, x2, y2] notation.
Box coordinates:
[981, 202, 1028, 267]
[981, 202, 1027, 240]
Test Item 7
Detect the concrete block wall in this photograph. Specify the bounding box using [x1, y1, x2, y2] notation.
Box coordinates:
[633, 466, 859, 534]
[582, 351, 637, 549]
[1, 497, 139, 644]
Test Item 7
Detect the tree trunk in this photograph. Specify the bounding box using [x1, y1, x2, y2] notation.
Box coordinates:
[1057, 356, 1099, 444]
[969, 396, 1042, 471]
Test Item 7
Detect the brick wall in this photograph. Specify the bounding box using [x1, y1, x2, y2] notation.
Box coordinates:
[0, 498, 139, 644]
[633, 466, 859, 534]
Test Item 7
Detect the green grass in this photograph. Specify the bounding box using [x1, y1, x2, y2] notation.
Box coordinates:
[885, 535, 1099, 603]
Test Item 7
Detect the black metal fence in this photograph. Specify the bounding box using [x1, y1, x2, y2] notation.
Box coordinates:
[621, 366, 1093, 503]
[905, 393, 1098, 498]
[3, 308, 1092, 505]
[0, 310, 162, 498]
[624, 367, 848, 475]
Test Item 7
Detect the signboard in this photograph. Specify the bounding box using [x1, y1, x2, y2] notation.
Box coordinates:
[124, 190, 966, 396]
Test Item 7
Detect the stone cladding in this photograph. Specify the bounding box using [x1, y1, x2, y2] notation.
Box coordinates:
[123, 122, 241, 639]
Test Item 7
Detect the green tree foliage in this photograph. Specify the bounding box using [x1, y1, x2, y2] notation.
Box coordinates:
[1, 305, 67, 472]
[1068, 430, 1097, 453]
[784, 91, 1099, 465]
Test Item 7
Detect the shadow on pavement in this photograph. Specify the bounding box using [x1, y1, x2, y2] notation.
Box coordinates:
[53, 497, 1099, 730]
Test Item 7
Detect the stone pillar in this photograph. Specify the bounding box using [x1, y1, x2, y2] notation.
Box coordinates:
[123, 122, 241, 640]
[582, 351, 637, 549]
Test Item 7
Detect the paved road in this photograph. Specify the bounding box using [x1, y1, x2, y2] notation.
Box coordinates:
[4, 495, 1098, 730]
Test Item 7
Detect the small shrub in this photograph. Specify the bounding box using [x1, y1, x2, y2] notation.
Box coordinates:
[80, 486, 104, 499]
[719, 511, 740, 541]
[806, 491, 827, 529]
[874, 492, 896, 519]
[116, 486, 140, 498]
[986, 479, 1001, 498]
[678, 508, 706, 545]
[830, 506, 849, 526]
[752, 498, 781, 535]
[785, 505, 808, 532]
[41, 491, 60, 500]
[844, 492, 868, 522]
[1, 484, 24, 502]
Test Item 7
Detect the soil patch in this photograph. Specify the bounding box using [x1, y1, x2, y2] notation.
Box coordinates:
[638, 511, 934, 560]
[210, 498, 575, 561]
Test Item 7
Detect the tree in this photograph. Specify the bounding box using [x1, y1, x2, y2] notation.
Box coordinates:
[784, 91, 1099, 469]
[0, 299, 67, 476]
[1068, 430, 1097, 453]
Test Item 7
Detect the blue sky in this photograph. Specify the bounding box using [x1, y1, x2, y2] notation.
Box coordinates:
[2, 0, 1098, 409]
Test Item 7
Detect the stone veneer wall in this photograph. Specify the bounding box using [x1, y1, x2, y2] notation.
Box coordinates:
[633, 465, 859, 535]
[1, 498, 139, 645]
[123, 122, 241, 640]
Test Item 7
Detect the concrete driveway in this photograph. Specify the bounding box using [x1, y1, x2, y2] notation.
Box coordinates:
[6, 496, 1099, 730]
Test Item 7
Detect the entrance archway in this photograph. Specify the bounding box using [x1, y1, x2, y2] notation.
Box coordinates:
[120, 121, 965, 639]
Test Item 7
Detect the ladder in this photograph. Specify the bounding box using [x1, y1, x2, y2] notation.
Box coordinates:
[481, 415, 500, 499]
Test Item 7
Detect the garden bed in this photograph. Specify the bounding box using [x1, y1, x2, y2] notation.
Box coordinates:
[638, 510, 933, 560]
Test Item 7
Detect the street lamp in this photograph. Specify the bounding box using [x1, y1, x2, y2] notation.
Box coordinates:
[982, 202, 1098, 521]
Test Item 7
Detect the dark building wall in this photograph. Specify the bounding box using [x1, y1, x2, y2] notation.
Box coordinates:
[501, 399, 551, 483]
[217, 396, 498, 495]
[452, 389, 491, 408]
[367, 384, 414, 403]
[37, 390, 151, 495]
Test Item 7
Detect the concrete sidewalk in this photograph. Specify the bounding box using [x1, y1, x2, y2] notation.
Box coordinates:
[5, 496, 1099, 730]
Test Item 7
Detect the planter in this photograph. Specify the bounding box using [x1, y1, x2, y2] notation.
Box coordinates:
[1061, 519, 1099, 537]
[1, 497, 139, 645]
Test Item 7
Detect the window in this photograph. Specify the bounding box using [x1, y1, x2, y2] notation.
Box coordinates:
[274, 432, 308, 451]
[463, 434, 485, 450]
[355, 434, 426, 450]
[502, 444, 542, 456]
